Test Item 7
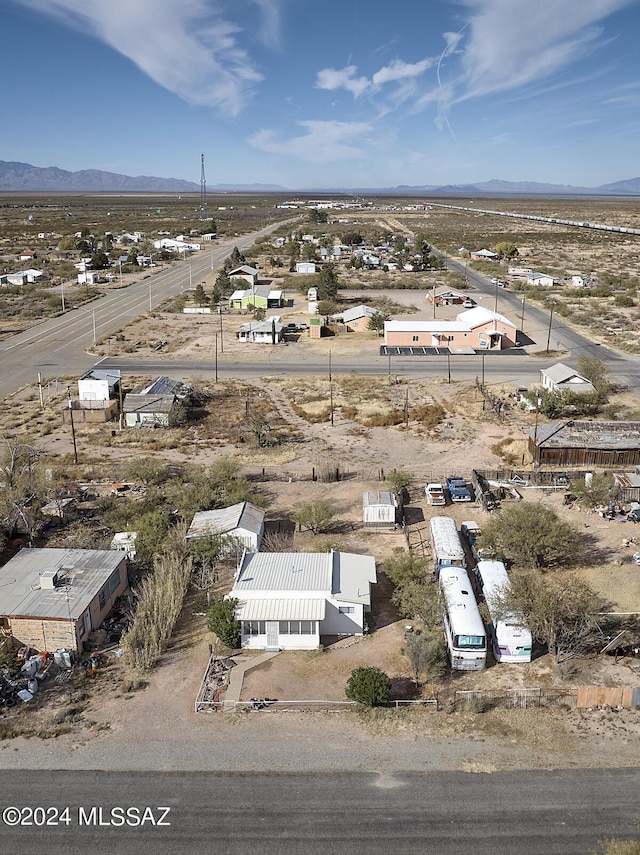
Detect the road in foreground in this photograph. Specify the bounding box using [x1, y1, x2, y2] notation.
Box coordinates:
[0, 769, 637, 855]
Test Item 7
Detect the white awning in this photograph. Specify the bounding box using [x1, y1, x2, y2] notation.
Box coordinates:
[235, 598, 326, 621]
[485, 329, 506, 336]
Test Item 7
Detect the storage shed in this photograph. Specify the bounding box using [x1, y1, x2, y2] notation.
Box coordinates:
[186, 502, 265, 552]
[363, 491, 398, 528]
[529, 421, 640, 467]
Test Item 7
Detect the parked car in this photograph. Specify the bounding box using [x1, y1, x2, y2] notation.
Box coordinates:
[446, 477, 473, 503]
[425, 483, 446, 506]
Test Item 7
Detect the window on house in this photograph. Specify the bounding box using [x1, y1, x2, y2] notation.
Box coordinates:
[412, 336, 419, 342]
[338, 606, 355, 614]
[243, 621, 265, 636]
[300, 621, 314, 634]
[77, 614, 86, 637]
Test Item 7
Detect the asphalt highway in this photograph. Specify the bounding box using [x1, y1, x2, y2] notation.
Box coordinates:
[0, 222, 639, 399]
[0, 768, 638, 855]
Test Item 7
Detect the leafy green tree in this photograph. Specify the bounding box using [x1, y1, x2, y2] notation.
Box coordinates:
[494, 569, 606, 661]
[193, 282, 209, 306]
[317, 299, 337, 318]
[345, 666, 391, 706]
[342, 231, 363, 246]
[253, 306, 266, 320]
[125, 457, 170, 485]
[207, 598, 240, 648]
[481, 503, 583, 570]
[58, 235, 76, 251]
[349, 254, 364, 270]
[308, 208, 327, 223]
[208, 218, 217, 234]
[91, 251, 109, 269]
[215, 270, 232, 297]
[404, 632, 447, 687]
[292, 500, 335, 534]
[367, 310, 389, 337]
[318, 264, 339, 300]
[302, 242, 318, 261]
[569, 473, 619, 509]
[576, 355, 610, 396]
[495, 241, 519, 259]
[384, 552, 441, 628]
[126, 246, 139, 266]
[385, 469, 412, 508]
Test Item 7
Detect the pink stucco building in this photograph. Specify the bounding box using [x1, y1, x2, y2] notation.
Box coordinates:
[384, 307, 517, 351]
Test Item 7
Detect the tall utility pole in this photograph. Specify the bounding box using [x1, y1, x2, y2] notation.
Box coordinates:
[200, 153, 208, 222]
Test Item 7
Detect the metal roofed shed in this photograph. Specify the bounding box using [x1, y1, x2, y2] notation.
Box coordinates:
[228, 550, 377, 651]
[529, 421, 640, 467]
[0, 548, 127, 653]
[363, 491, 398, 528]
[186, 502, 265, 551]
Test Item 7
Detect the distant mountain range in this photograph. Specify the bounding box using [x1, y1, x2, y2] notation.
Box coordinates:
[1, 160, 639, 196]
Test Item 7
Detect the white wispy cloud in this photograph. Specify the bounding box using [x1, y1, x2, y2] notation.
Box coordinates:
[437, 0, 634, 111]
[316, 57, 433, 100]
[12, 0, 264, 115]
[316, 66, 370, 97]
[247, 120, 372, 163]
[248, 0, 285, 47]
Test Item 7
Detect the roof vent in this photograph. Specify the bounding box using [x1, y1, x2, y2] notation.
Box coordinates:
[40, 570, 60, 590]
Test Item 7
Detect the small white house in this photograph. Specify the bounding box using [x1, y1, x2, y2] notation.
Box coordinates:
[295, 262, 316, 274]
[77, 271, 100, 285]
[527, 272, 557, 287]
[237, 317, 284, 344]
[186, 502, 265, 552]
[363, 491, 398, 528]
[228, 550, 377, 651]
[540, 363, 596, 395]
[78, 369, 121, 402]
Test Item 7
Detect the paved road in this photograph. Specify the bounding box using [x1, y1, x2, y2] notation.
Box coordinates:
[1, 221, 639, 398]
[0, 768, 637, 855]
[0, 219, 296, 401]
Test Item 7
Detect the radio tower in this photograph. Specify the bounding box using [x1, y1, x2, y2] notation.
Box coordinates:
[200, 153, 208, 221]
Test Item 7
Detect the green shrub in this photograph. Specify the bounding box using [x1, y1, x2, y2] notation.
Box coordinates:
[345, 666, 391, 706]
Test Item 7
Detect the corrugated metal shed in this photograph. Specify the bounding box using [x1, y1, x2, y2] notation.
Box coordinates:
[140, 376, 183, 396]
[0, 548, 124, 621]
[187, 502, 265, 539]
[363, 491, 398, 527]
[235, 598, 326, 621]
[123, 394, 175, 414]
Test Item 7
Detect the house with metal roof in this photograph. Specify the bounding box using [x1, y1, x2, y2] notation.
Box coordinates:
[228, 283, 284, 310]
[540, 363, 596, 395]
[186, 502, 265, 552]
[237, 317, 284, 344]
[333, 304, 378, 332]
[227, 550, 377, 650]
[0, 548, 127, 653]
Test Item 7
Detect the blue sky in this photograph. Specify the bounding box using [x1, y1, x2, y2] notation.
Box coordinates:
[3, 0, 640, 189]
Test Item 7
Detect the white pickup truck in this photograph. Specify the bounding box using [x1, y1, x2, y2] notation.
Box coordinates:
[425, 483, 446, 506]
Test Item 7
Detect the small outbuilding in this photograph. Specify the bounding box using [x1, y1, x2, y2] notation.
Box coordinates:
[363, 491, 398, 528]
[529, 421, 640, 467]
[186, 502, 265, 552]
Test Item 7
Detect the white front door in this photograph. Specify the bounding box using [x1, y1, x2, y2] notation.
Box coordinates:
[266, 621, 279, 650]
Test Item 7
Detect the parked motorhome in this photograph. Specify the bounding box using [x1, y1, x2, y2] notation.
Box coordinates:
[429, 517, 466, 571]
